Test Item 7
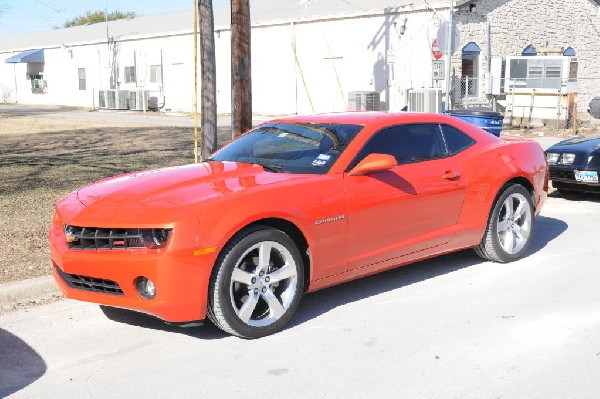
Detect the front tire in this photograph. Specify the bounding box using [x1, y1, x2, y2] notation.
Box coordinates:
[208, 225, 304, 338]
[475, 184, 534, 263]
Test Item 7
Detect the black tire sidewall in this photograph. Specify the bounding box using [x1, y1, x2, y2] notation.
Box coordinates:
[488, 184, 535, 263]
[213, 228, 304, 338]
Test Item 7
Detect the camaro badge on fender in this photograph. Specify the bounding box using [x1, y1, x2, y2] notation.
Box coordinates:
[315, 215, 346, 225]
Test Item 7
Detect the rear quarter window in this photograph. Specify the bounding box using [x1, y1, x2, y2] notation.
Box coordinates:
[441, 125, 476, 155]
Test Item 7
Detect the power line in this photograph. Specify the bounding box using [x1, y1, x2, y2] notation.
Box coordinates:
[37, 0, 65, 13]
[339, 0, 367, 12]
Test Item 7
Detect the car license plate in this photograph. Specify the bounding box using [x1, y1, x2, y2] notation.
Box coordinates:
[574, 170, 599, 183]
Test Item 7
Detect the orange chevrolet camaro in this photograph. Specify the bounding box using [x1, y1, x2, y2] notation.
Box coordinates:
[49, 112, 548, 338]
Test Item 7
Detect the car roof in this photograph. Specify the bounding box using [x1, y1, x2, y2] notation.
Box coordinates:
[269, 112, 436, 125]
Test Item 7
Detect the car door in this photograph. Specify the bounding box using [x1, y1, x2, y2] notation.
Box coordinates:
[344, 123, 468, 271]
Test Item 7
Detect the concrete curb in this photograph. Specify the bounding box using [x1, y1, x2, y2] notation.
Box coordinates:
[0, 275, 60, 309]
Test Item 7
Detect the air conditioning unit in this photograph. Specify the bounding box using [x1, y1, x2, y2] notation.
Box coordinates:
[505, 55, 578, 93]
[107, 90, 116, 109]
[348, 91, 381, 111]
[128, 90, 150, 111]
[407, 88, 443, 113]
[148, 96, 159, 111]
[98, 90, 108, 109]
[107, 90, 129, 110]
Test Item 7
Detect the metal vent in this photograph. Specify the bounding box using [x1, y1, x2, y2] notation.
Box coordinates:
[98, 90, 108, 109]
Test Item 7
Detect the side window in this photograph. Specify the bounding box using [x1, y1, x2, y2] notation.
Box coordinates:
[441, 125, 476, 155]
[353, 124, 447, 167]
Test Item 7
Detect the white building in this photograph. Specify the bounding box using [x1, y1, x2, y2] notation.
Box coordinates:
[1, 0, 598, 117]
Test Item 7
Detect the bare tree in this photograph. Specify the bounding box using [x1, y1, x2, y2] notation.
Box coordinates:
[231, 0, 252, 136]
[199, 0, 217, 158]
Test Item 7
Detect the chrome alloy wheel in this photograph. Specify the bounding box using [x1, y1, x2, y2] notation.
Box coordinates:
[496, 192, 532, 255]
[229, 241, 298, 327]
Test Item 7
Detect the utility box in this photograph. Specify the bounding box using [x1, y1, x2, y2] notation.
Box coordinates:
[488, 57, 505, 95]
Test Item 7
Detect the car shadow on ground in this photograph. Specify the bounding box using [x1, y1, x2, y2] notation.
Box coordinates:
[528, 215, 568, 255]
[100, 215, 567, 338]
[99, 306, 227, 340]
[290, 214, 567, 330]
[0, 329, 47, 397]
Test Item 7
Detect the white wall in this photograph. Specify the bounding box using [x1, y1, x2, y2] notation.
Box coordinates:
[0, 9, 440, 115]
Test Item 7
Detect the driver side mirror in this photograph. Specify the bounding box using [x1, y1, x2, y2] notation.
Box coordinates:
[349, 153, 397, 176]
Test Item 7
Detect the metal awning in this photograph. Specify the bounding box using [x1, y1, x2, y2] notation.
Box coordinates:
[461, 42, 481, 56]
[5, 49, 45, 63]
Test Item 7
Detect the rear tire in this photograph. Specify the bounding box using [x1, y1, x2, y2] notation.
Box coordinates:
[475, 184, 534, 263]
[208, 225, 304, 339]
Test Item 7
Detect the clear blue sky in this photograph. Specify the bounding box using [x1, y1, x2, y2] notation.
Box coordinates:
[0, 0, 230, 37]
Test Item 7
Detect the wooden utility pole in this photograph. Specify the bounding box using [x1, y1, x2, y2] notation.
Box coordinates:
[231, 0, 252, 137]
[198, 0, 217, 158]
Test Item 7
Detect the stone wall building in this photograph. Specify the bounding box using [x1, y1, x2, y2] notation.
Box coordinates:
[452, 0, 599, 122]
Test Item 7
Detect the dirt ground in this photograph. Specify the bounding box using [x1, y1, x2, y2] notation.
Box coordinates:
[0, 107, 232, 284]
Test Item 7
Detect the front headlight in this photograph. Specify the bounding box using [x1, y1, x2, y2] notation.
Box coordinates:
[546, 153, 559, 164]
[559, 153, 576, 165]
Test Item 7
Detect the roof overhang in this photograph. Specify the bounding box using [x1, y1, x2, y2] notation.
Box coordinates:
[5, 49, 44, 63]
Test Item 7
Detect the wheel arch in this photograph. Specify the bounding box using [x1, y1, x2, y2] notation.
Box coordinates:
[478, 175, 535, 240]
[213, 217, 312, 293]
[493, 176, 535, 209]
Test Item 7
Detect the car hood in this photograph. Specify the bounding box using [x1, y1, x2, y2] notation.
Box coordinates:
[547, 134, 600, 153]
[76, 161, 305, 210]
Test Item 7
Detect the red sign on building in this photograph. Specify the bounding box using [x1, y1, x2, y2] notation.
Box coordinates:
[431, 39, 443, 60]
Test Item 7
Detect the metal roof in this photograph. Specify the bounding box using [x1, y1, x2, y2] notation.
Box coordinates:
[0, 0, 455, 53]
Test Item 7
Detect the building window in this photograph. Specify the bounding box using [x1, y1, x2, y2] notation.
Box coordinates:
[78, 68, 86, 91]
[124, 66, 137, 84]
[150, 65, 162, 84]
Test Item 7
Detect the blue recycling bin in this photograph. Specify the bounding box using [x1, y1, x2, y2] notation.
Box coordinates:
[446, 109, 504, 137]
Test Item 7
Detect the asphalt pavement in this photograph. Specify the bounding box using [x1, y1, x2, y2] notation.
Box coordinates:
[1, 191, 599, 398]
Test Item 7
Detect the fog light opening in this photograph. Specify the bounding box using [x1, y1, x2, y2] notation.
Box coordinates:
[135, 277, 156, 300]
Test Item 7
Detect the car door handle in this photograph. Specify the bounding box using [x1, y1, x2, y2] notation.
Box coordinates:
[442, 170, 461, 180]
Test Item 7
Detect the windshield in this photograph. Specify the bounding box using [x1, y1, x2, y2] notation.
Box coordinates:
[210, 122, 363, 174]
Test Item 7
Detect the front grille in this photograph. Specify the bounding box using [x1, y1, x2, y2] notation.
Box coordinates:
[55, 264, 124, 296]
[64, 225, 171, 250]
[549, 169, 575, 181]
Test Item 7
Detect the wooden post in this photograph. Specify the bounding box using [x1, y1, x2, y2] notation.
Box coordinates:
[199, 0, 218, 159]
[231, 0, 252, 137]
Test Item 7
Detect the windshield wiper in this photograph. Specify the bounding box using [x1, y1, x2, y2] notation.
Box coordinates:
[255, 162, 283, 173]
[206, 158, 282, 173]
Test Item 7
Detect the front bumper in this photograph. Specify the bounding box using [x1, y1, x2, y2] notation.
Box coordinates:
[49, 215, 214, 323]
[549, 166, 600, 193]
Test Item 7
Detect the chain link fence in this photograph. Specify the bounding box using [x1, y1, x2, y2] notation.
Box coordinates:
[449, 76, 600, 130]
